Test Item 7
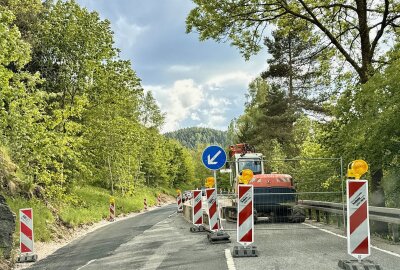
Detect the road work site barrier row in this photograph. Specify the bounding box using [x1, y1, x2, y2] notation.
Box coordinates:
[183, 198, 400, 242]
[299, 200, 400, 242]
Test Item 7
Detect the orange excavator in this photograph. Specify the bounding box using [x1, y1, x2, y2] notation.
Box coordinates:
[223, 143, 305, 223]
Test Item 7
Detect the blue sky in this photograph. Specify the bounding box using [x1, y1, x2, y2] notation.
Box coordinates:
[76, 0, 268, 132]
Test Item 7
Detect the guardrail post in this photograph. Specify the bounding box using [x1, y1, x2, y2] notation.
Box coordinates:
[324, 212, 330, 224]
[337, 215, 342, 228]
[392, 224, 399, 242]
[316, 210, 320, 222]
[308, 209, 312, 220]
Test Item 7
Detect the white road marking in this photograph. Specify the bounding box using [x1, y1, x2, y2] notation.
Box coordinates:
[370, 245, 400, 258]
[303, 223, 400, 258]
[303, 223, 346, 239]
[225, 248, 236, 270]
[76, 259, 96, 270]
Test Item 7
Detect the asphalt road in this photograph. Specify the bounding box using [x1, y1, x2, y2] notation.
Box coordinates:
[27, 204, 400, 270]
[27, 205, 230, 270]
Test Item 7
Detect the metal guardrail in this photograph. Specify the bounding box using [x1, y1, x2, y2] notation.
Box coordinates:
[299, 200, 400, 242]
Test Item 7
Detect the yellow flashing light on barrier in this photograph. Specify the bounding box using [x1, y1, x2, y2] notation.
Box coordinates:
[176, 189, 181, 195]
[240, 169, 254, 184]
[205, 177, 215, 188]
[109, 196, 115, 204]
[347, 159, 368, 180]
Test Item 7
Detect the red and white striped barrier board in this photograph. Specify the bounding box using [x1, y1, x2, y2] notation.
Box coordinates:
[19, 208, 34, 254]
[177, 194, 183, 212]
[157, 195, 161, 206]
[192, 190, 202, 225]
[206, 188, 219, 231]
[109, 201, 115, 221]
[347, 180, 370, 260]
[237, 185, 254, 246]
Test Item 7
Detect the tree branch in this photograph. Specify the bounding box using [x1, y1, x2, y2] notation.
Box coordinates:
[310, 3, 357, 12]
[294, 0, 362, 74]
[370, 0, 389, 61]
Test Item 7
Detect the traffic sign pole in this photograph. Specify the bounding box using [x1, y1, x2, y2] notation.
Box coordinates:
[201, 145, 230, 243]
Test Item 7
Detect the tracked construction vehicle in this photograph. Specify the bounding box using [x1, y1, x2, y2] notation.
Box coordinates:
[222, 143, 305, 223]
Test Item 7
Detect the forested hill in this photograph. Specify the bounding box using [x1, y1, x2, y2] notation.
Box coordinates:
[164, 127, 228, 148]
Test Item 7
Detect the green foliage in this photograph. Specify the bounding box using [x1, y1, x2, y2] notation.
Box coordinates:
[0, 0, 197, 203]
[186, 1, 400, 83]
[324, 54, 400, 195]
[5, 195, 55, 242]
[58, 186, 160, 227]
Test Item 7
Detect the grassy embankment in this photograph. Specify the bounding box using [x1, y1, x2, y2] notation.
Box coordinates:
[3, 185, 175, 244]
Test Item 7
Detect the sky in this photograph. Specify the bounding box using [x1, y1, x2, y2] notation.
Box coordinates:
[76, 0, 269, 132]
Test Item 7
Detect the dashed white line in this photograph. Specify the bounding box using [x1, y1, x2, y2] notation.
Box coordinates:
[303, 223, 400, 258]
[76, 259, 96, 270]
[225, 248, 236, 270]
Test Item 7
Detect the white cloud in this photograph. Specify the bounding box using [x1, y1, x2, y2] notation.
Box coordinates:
[167, 65, 198, 73]
[207, 97, 231, 108]
[198, 115, 227, 130]
[206, 71, 253, 88]
[145, 79, 204, 132]
[190, 112, 200, 121]
[113, 17, 148, 49]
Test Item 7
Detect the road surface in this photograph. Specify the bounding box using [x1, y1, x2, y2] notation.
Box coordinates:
[27, 204, 400, 270]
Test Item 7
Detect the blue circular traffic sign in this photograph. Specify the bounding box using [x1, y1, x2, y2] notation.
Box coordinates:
[202, 145, 227, 170]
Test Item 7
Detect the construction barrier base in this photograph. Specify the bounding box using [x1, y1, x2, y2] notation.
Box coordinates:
[17, 253, 38, 263]
[232, 245, 258, 257]
[190, 225, 206, 233]
[338, 260, 381, 270]
[207, 231, 231, 244]
[177, 210, 183, 213]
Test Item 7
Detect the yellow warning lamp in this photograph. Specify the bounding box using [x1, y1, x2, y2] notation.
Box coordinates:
[240, 169, 254, 184]
[109, 196, 115, 204]
[205, 177, 215, 188]
[347, 160, 368, 180]
[176, 189, 181, 195]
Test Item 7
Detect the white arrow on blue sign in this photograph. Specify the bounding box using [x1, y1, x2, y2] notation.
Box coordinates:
[202, 145, 227, 170]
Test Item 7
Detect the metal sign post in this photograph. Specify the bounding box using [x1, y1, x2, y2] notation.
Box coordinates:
[201, 145, 230, 243]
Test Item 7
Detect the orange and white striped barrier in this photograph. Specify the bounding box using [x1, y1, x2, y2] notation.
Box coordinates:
[192, 190, 202, 225]
[205, 188, 230, 243]
[190, 190, 205, 232]
[339, 160, 380, 269]
[232, 185, 257, 257]
[109, 197, 115, 221]
[144, 198, 148, 211]
[237, 185, 254, 245]
[157, 194, 161, 207]
[347, 180, 370, 259]
[206, 188, 219, 231]
[17, 208, 37, 263]
[177, 194, 183, 212]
